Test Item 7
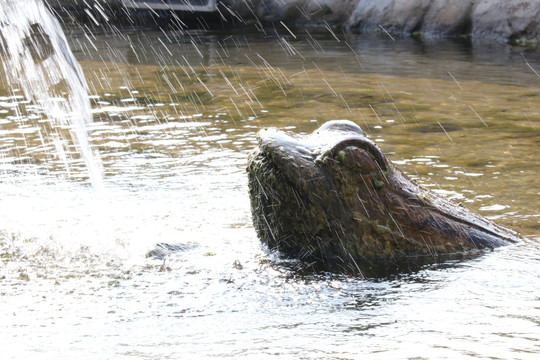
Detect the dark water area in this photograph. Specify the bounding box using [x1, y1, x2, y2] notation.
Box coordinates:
[0, 24, 539, 359]
[69, 25, 540, 85]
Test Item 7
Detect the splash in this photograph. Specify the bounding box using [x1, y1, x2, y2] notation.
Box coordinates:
[0, 0, 103, 190]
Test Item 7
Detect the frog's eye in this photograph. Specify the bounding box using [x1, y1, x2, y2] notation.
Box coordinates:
[322, 136, 388, 173]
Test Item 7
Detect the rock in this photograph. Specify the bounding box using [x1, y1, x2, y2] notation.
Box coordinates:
[233, 0, 540, 41]
[423, 0, 474, 37]
[347, 0, 432, 35]
[145, 242, 195, 260]
[472, 0, 540, 41]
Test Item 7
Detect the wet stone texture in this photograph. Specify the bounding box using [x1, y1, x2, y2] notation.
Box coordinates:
[247, 121, 521, 272]
[227, 0, 540, 41]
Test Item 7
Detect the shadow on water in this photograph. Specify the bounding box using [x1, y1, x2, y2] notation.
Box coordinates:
[268, 247, 493, 280]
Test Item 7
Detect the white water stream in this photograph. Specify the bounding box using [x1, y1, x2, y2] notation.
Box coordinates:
[0, 0, 103, 190]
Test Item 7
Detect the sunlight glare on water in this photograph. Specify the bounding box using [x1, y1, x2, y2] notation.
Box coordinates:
[0, 9, 539, 360]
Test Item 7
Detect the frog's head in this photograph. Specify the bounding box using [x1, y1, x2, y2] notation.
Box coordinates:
[247, 120, 520, 269]
[247, 120, 389, 260]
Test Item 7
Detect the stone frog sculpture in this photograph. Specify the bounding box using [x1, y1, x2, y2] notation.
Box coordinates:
[247, 120, 521, 273]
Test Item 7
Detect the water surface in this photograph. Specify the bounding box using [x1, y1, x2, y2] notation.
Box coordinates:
[1, 26, 539, 359]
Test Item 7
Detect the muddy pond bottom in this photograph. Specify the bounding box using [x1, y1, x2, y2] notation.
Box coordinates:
[0, 28, 539, 359]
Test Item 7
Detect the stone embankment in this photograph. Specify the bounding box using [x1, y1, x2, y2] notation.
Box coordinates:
[46, 0, 540, 42]
[232, 0, 540, 41]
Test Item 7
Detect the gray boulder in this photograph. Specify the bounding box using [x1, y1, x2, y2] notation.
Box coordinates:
[238, 0, 540, 41]
[472, 0, 540, 41]
[423, 0, 474, 37]
[346, 0, 432, 35]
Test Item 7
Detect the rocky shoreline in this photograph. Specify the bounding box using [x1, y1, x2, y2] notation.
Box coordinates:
[232, 0, 540, 42]
[47, 0, 540, 42]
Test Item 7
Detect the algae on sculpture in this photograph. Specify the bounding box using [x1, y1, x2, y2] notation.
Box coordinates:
[247, 120, 520, 270]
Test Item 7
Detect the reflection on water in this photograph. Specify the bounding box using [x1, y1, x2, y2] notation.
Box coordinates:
[0, 27, 539, 359]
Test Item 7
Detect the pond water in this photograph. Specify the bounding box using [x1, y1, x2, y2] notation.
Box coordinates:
[1, 24, 539, 359]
